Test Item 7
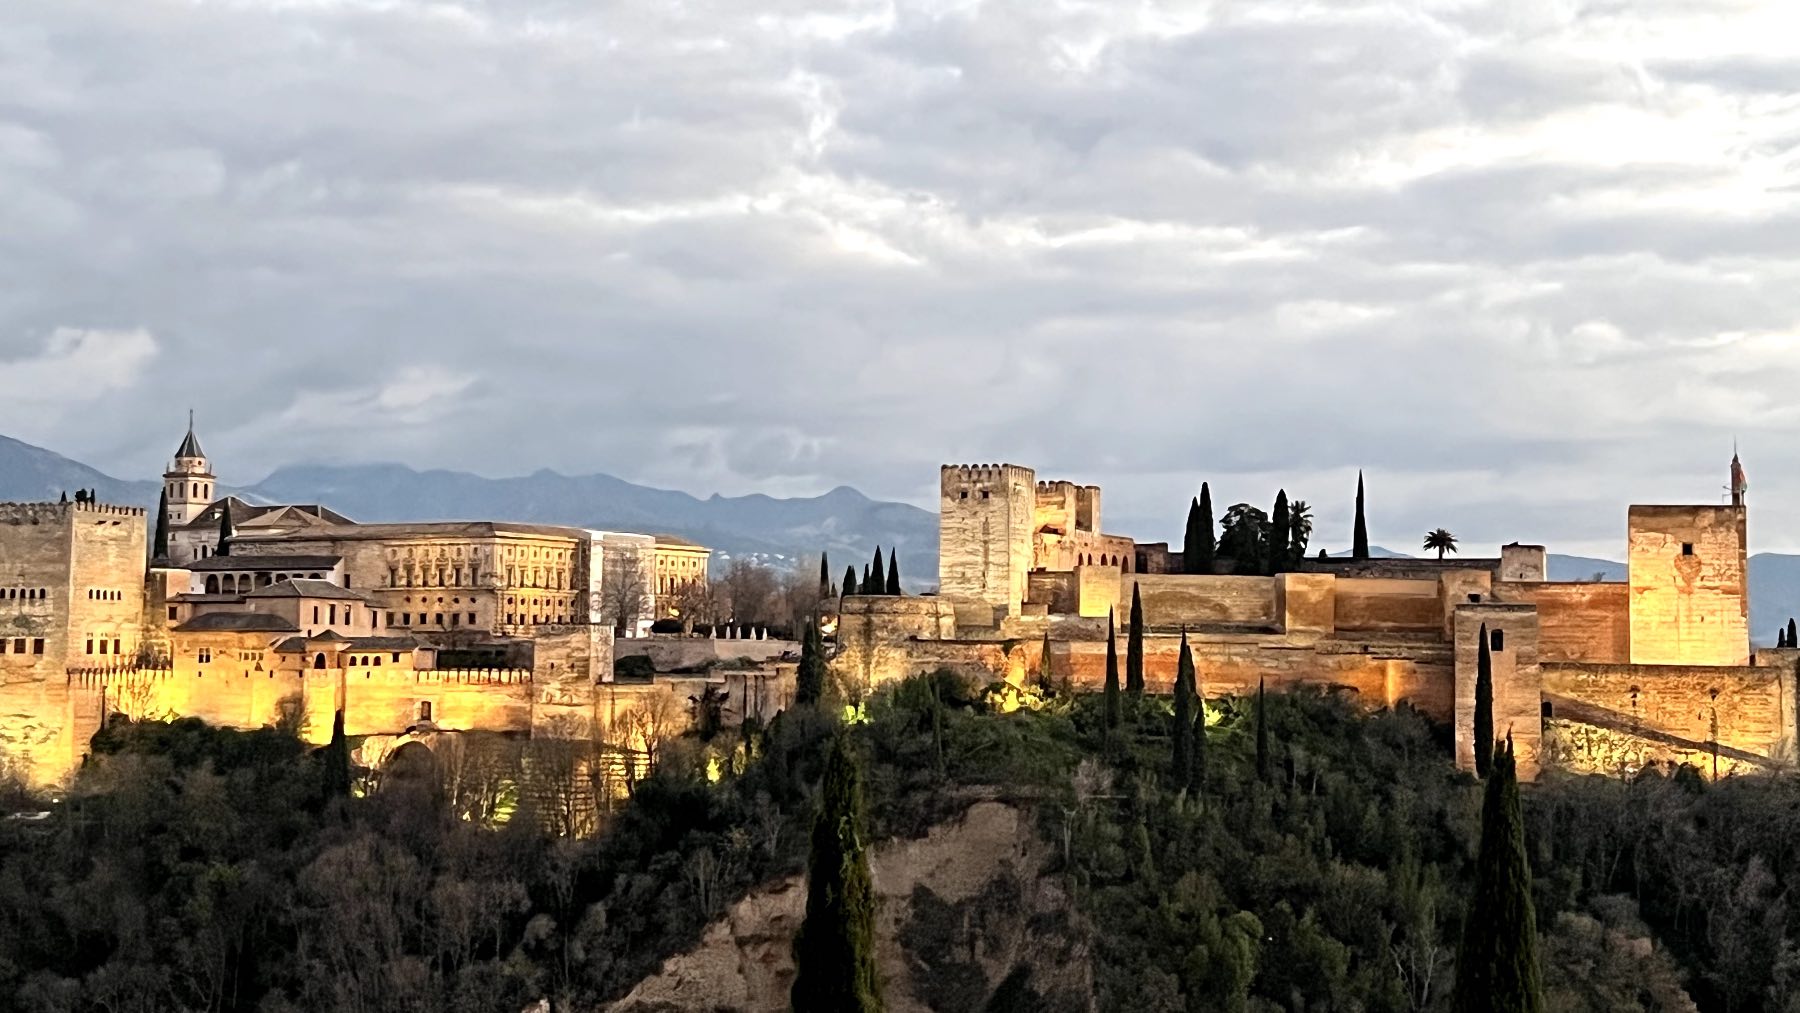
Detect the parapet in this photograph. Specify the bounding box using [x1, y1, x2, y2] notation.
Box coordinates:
[942, 463, 1036, 494]
[0, 500, 146, 524]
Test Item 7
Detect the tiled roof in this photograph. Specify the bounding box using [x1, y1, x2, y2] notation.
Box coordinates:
[174, 612, 300, 633]
[186, 554, 342, 572]
[244, 578, 368, 602]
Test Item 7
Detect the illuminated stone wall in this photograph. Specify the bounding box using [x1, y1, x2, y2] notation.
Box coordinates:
[939, 465, 1036, 621]
[1453, 603, 1543, 780]
[1495, 581, 1630, 664]
[1541, 655, 1797, 778]
[1627, 505, 1749, 666]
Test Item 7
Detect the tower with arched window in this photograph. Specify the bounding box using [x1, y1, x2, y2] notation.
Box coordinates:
[163, 412, 215, 528]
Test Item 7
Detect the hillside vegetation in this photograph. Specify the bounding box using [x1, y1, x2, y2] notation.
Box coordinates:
[3, 678, 1799, 1011]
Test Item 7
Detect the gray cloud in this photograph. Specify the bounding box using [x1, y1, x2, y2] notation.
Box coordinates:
[3, 0, 1799, 561]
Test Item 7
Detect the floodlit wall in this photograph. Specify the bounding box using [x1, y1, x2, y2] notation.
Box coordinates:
[939, 465, 1035, 620]
[1497, 582, 1630, 664]
[1628, 505, 1749, 666]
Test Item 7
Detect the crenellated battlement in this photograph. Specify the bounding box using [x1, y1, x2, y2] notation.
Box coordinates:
[1, 500, 147, 523]
[941, 463, 1035, 493]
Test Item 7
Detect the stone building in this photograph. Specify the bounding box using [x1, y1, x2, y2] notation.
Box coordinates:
[839, 455, 1795, 782]
[0, 419, 718, 789]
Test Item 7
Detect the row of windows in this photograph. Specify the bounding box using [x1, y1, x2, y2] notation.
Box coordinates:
[85, 637, 125, 656]
[4, 588, 48, 601]
[169, 481, 212, 500]
[395, 612, 480, 628]
[86, 588, 126, 601]
[203, 573, 327, 594]
[505, 613, 569, 625]
[1, 638, 47, 655]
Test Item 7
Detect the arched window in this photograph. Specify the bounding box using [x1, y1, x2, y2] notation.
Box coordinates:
[205, 575, 220, 594]
[314, 653, 327, 670]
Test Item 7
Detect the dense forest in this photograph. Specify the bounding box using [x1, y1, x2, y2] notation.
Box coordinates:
[3, 671, 1799, 1012]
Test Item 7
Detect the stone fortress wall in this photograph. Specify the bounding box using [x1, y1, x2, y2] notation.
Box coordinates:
[836, 458, 1797, 782]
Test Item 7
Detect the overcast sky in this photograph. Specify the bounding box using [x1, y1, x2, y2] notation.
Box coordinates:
[3, 0, 1799, 559]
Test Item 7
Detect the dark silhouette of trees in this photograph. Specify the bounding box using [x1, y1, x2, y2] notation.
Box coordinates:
[1424, 529, 1459, 560]
[1353, 471, 1370, 560]
[1172, 632, 1197, 793]
[1255, 677, 1269, 782]
[1475, 624, 1494, 780]
[1269, 490, 1291, 575]
[1126, 584, 1145, 696]
[1185, 484, 1216, 574]
[791, 732, 883, 1013]
[1453, 737, 1544, 1013]
[1103, 610, 1121, 732]
[796, 620, 828, 706]
[885, 549, 900, 596]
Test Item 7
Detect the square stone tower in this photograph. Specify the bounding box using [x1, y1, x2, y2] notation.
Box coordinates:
[1627, 504, 1749, 666]
[939, 464, 1035, 621]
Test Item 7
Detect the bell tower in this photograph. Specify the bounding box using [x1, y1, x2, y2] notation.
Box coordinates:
[163, 411, 215, 527]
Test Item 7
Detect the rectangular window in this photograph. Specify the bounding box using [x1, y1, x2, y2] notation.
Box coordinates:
[450, 613, 460, 627]
[1491, 629, 1506, 652]
[468, 612, 477, 625]
[329, 605, 337, 625]
[419, 701, 432, 722]
[86, 639, 94, 655]
[32, 639, 44, 655]
[435, 613, 444, 626]
[402, 613, 411, 626]
[1681, 543, 1695, 556]
[168, 606, 179, 621]
[113, 639, 121, 656]
[98, 640, 108, 655]
[313, 606, 320, 623]
[198, 647, 212, 663]
[9, 639, 20, 654]
[391, 652, 401, 663]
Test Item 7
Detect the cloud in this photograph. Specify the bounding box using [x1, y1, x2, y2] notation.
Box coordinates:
[0, 326, 158, 420]
[4, 0, 1800, 560]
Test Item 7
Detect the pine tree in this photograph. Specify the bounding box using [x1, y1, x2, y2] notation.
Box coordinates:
[1103, 609, 1121, 731]
[151, 488, 171, 563]
[1195, 483, 1216, 573]
[844, 565, 859, 598]
[869, 548, 885, 599]
[820, 554, 832, 599]
[1126, 584, 1146, 696]
[1172, 632, 1196, 792]
[1452, 737, 1545, 1013]
[885, 549, 900, 596]
[216, 500, 234, 557]
[1475, 623, 1494, 780]
[1353, 471, 1370, 560]
[1255, 676, 1269, 781]
[796, 620, 828, 706]
[1270, 490, 1291, 576]
[322, 709, 351, 798]
[792, 731, 883, 1013]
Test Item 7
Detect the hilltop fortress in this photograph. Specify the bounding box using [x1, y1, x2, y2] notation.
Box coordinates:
[836, 459, 1798, 780]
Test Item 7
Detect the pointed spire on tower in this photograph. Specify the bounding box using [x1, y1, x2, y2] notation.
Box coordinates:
[175, 409, 205, 461]
[1730, 443, 1748, 508]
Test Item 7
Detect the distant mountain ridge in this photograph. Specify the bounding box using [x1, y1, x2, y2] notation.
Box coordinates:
[2, 434, 1797, 631]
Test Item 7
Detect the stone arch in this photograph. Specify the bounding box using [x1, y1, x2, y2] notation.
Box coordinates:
[314, 653, 327, 670]
[205, 575, 220, 594]
[384, 740, 438, 786]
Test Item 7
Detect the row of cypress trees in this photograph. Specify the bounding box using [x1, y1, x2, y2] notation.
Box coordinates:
[1181, 472, 1372, 575]
[840, 547, 903, 597]
[1776, 618, 1799, 648]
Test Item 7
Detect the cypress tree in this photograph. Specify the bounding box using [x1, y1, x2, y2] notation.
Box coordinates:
[1103, 609, 1121, 731]
[1172, 632, 1196, 792]
[1270, 490, 1291, 576]
[1353, 471, 1370, 560]
[1196, 483, 1216, 573]
[322, 708, 351, 798]
[885, 549, 900, 596]
[844, 565, 859, 598]
[796, 620, 827, 706]
[1474, 624, 1494, 780]
[820, 554, 832, 599]
[1183, 497, 1203, 575]
[216, 500, 234, 557]
[869, 548, 885, 599]
[791, 731, 883, 1013]
[862, 564, 871, 595]
[1038, 630, 1055, 694]
[1452, 737, 1544, 1013]
[151, 488, 171, 564]
[1789, 618, 1798, 649]
[1255, 677, 1269, 782]
[1126, 584, 1145, 696]
[1193, 646, 1206, 794]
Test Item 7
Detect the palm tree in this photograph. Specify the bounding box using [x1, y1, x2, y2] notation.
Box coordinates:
[1287, 500, 1314, 558]
[1423, 528, 1459, 560]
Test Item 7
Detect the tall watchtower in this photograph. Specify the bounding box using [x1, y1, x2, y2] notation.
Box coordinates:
[939, 464, 1036, 621]
[1625, 454, 1750, 666]
[163, 413, 215, 528]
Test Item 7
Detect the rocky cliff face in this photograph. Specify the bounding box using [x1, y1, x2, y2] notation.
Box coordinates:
[605, 800, 1093, 1012]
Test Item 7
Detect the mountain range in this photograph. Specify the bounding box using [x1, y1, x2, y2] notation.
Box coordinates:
[2, 433, 1796, 639]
